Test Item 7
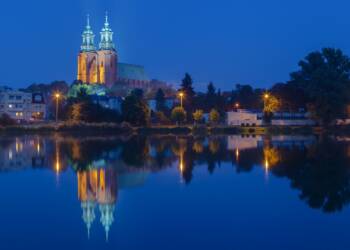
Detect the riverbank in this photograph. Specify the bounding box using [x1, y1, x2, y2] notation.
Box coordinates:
[0, 122, 327, 135]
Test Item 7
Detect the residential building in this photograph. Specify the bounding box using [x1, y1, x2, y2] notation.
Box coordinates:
[0, 89, 46, 122]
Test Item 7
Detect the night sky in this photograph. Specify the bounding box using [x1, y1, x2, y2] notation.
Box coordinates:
[1, 0, 349, 90]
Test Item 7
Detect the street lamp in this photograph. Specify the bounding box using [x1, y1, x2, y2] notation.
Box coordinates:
[263, 92, 270, 111]
[178, 91, 184, 108]
[54, 92, 61, 123]
[235, 102, 240, 110]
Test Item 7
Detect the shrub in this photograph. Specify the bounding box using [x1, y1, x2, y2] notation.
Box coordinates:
[209, 109, 220, 124]
[193, 109, 204, 124]
[171, 107, 186, 124]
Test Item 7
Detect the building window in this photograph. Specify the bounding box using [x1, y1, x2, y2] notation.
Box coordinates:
[8, 104, 13, 108]
[9, 95, 14, 100]
[16, 96, 22, 100]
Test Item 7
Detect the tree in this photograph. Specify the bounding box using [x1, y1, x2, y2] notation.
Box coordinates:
[264, 95, 280, 113]
[205, 82, 216, 111]
[209, 109, 220, 124]
[171, 106, 186, 124]
[263, 94, 280, 123]
[179, 73, 195, 117]
[155, 88, 167, 112]
[270, 82, 307, 112]
[69, 101, 120, 123]
[193, 109, 204, 124]
[122, 91, 150, 126]
[290, 48, 350, 124]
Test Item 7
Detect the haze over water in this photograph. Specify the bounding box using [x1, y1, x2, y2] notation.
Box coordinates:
[0, 134, 350, 249]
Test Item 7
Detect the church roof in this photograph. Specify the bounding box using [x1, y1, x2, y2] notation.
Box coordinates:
[117, 63, 150, 81]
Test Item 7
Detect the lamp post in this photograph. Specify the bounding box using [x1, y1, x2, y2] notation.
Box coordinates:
[263, 93, 269, 112]
[235, 102, 240, 111]
[54, 93, 61, 123]
[179, 92, 184, 108]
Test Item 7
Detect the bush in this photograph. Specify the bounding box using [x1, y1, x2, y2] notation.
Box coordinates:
[193, 109, 204, 124]
[171, 107, 186, 124]
[209, 109, 220, 124]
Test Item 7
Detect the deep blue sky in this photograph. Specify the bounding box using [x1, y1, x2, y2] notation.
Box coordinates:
[1, 0, 349, 90]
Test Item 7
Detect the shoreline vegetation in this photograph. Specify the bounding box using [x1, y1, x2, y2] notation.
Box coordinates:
[0, 122, 344, 135]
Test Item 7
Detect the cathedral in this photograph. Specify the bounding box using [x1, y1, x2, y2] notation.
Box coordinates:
[77, 14, 150, 89]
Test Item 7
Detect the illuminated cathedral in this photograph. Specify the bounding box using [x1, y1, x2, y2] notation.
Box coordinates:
[77, 14, 151, 89]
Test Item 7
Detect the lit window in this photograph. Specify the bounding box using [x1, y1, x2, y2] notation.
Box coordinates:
[8, 104, 13, 108]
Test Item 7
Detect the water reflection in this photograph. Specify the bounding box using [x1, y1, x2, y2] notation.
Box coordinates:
[1, 134, 350, 221]
[78, 168, 117, 240]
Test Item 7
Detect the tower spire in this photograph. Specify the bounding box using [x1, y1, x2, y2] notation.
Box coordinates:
[105, 11, 109, 25]
[99, 11, 115, 50]
[81, 14, 96, 52]
[87, 14, 90, 27]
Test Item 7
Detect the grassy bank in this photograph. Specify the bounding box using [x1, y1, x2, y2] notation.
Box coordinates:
[0, 122, 324, 135]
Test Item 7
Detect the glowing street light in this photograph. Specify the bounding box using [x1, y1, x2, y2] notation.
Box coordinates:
[235, 102, 240, 110]
[178, 91, 184, 108]
[54, 92, 61, 123]
[263, 92, 270, 112]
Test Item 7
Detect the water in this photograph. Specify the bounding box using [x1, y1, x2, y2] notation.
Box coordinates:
[0, 134, 350, 250]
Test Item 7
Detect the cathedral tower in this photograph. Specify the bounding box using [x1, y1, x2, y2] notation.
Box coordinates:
[97, 13, 117, 88]
[77, 15, 99, 84]
[77, 14, 118, 87]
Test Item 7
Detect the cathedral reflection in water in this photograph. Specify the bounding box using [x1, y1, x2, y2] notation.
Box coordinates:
[78, 168, 117, 240]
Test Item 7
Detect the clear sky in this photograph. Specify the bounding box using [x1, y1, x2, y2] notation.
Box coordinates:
[1, 0, 349, 90]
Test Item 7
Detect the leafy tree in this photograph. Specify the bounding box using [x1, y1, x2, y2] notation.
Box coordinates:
[263, 94, 280, 123]
[179, 73, 195, 116]
[171, 106, 186, 124]
[155, 88, 167, 112]
[263, 95, 280, 113]
[205, 82, 216, 111]
[69, 101, 120, 123]
[193, 109, 204, 124]
[122, 90, 150, 126]
[270, 82, 307, 112]
[209, 109, 220, 124]
[290, 48, 350, 124]
[230, 84, 263, 110]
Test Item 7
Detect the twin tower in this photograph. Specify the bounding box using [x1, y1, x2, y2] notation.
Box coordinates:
[77, 14, 117, 87]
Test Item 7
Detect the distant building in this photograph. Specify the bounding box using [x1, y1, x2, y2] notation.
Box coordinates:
[227, 109, 315, 126]
[0, 89, 46, 122]
[77, 14, 151, 90]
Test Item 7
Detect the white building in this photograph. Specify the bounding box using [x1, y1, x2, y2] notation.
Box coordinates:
[227, 109, 316, 126]
[0, 89, 46, 122]
[227, 110, 262, 126]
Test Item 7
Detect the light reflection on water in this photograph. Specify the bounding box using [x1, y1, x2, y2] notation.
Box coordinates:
[1, 134, 350, 249]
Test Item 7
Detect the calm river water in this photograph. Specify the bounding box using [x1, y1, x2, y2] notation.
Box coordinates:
[0, 134, 350, 249]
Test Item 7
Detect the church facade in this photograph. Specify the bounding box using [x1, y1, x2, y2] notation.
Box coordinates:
[77, 15, 150, 89]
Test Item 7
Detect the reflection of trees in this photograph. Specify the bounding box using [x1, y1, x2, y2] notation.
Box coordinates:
[60, 138, 121, 171]
[234, 148, 262, 173]
[120, 136, 149, 167]
[272, 138, 350, 213]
